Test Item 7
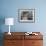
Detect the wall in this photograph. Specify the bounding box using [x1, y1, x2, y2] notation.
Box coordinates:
[0, 0, 46, 32]
[0, 0, 46, 46]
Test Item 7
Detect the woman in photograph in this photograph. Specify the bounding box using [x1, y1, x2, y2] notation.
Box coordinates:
[21, 11, 29, 20]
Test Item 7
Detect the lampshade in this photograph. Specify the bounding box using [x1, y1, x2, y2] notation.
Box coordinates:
[5, 18, 14, 25]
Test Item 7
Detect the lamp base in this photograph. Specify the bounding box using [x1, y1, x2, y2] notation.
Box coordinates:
[8, 32, 11, 35]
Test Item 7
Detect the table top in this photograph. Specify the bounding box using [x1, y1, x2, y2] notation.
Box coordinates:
[4, 32, 43, 40]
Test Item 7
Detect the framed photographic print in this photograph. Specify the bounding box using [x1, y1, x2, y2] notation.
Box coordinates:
[18, 9, 35, 23]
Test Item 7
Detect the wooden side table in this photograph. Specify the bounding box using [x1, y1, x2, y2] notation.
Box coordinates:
[4, 32, 43, 46]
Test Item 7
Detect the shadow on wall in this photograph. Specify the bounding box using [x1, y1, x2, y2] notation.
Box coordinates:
[0, 16, 5, 32]
[0, 16, 5, 46]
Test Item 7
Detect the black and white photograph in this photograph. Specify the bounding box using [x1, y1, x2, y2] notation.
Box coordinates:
[18, 9, 35, 23]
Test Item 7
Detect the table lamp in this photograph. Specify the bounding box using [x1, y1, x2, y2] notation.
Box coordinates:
[5, 18, 14, 35]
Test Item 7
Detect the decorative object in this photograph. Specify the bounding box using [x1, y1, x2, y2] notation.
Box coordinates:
[18, 9, 35, 23]
[5, 18, 14, 35]
[25, 32, 38, 35]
